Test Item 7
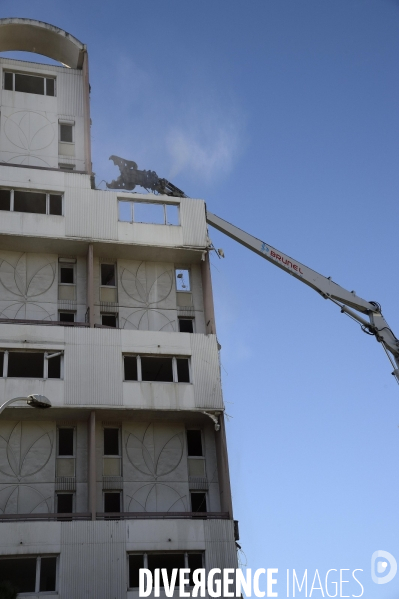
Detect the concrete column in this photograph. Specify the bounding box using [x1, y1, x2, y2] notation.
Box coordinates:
[88, 410, 96, 520]
[200, 252, 216, 335]
[82, 51, 92, 175]
[87, 244, 94, 328]
[215, 413, 234, 519]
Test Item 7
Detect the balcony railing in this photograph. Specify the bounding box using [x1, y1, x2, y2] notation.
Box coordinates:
[0, 512, 229, 523]
[0, 318, 89, 327]
[96, 512, 229, 520]
[0, 512, 91, 522]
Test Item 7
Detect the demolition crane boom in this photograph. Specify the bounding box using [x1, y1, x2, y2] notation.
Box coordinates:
[206, 211, 399, 383]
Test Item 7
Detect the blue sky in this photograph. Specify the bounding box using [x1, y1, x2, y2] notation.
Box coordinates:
[2, 1, 399, 596]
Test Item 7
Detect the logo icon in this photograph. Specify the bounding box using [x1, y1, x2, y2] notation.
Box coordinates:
[371, 550, 397, 584]
[260, 242, 269, 253]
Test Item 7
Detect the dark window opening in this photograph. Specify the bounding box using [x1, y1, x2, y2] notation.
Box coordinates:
[39, 557, 57, 591]
[15, 73, 44, 95]
[4, 72, 13, 90]
[188, 554, 203, 586]
[176, 358, 190, 383]
[49, 194, 62, 215]
[141, 356, 173, 382]
[46, 78, 55, 97]
[104, 428, 120, 455]
[0, 189, 10, 211]
[179, 319, 194, 333]
[8, 352, 44, 378]
[58, 428, 74, 456]
[48, 354, 61, 378]
[190, 492, 207, 513]
[60, 266, 74, 284]
[14, 190, 46, 214]
[147, 554, 185, 581]
[186, 430, 203, 457]
[57, 493, 73, 514]
[101, 314, 117, 328]
[0, 557, 37, 593]
[59, 164, 75, 171]
[0, 352, 3, 377]
[124, 356, 138, 381]
[101, 264, 115, 286]
[104, 492, 121, 513]
[59, 312, 75, 323]
[60, 124, 73, 143]
[129, 555, 144, 588]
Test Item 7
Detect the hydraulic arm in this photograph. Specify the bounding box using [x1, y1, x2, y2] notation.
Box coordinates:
[206, 211, 399, 384]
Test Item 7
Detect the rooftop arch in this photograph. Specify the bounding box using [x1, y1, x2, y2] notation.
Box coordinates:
[0, 18, 86, 69]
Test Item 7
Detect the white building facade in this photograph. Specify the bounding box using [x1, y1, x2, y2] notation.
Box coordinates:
[0, 19, 238, 598]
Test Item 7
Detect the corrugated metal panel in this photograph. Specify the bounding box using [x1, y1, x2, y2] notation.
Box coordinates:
[60, 520, 126, 599]
[64, 172, 92, 189]
[65, 328, 123, 405]
[191, 335, 224, 409]
[65, 188, 118, 240]
[181, 199, 208, 247]
[204, 519, 238, 570]
[57, 71, 85, 117]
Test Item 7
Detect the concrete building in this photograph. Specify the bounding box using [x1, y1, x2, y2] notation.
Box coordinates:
[0, 19, 238, 598]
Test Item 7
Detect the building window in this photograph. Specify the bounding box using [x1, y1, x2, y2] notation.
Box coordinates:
[15, 190, 46, 214]
[57, 428, 75, 479]
[103, 428, 121, 477]
[186, 430, 206, 478]
[0, 556, 57, 593]
[0, 188, 63, 216]
[58, 428, 74, 456]
[8, 352, 44, 378]
[48, 353, 62, 378]
[101, 313, 117, 328]
[57, 493, 74, 514]
[58, 258, 76, 303]
[176, 358, 190, 383]
[0, 189, 10, 211]
[104, 428, 120, 456]
[0, 351, 62, 379]
[123, 355, 191, 383]
[59, 311, 75, 323]
[124, 356, 138, 381]
[141, 356, 173, 382]
[60, 265, 74, 284]
[49, 194, 63, 215]
[118, 200, 180, 226]
[101, 263, 116, 287]
[190, 492, 207, 513]
[187, 430, 203, 457]
[128, 553, 203, 589]
[104, 492, 121, 513]
[179, 318, 194, 333]
[4, 71, 55, 96]
[175, 269, 190, 291]
[60, 123, 73, 143]
[59, 163, 75, 171]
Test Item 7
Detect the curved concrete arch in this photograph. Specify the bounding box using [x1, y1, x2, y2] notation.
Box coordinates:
[0, 18, 86, 69]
